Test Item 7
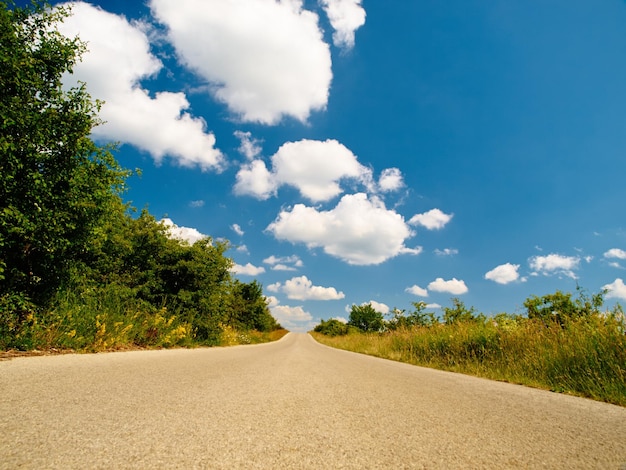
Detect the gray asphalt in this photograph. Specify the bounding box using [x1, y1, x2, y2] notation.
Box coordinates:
[1, 332, 625, 469]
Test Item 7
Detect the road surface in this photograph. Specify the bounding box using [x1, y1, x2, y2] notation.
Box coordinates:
[1, 333, 625, 469]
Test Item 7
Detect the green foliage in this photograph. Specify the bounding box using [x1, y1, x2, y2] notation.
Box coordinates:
[0, 1, 282, 351]
[314, 318, 349, 336]
[523, 285, 605, 326]
[442, 298, 480, 325]
[0, 1, 129, 306]
[348, 303, 384, 332]
[387, 302, 438, 330]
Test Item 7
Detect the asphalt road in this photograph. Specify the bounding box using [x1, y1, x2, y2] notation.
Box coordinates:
[1, 332, 625, 469]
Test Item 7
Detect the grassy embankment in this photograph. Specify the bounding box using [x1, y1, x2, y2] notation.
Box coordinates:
[2, 287, 288, 354]
[311, 314, 626, 406]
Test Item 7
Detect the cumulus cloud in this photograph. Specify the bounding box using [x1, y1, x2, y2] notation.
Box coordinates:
[605, 248, 626, 260]
[231, 224, 244, 236]
[319, 0, 366, 50]
[233, 160, 276, 199]
[602, 278, 626, 301]
[377, 168, 404, 193]
[405, 285, 428, 297]
[264, 295, 280, 308]
[428, 278, 468, 295]
[408, 209, 453, 230]
[231, 263, 266, 276]
[267, 193, 422, 265]
[235, 139, 372, 202]
[529, 254, 580, 279]
[366, 300, 389, 314]
[271, 276, 344, 300]
[270, 305, 314, 331]
[150, 0, 332, 124]
[161, 218, 206, 244]
[234, 131, 262, 160]
[484, 263, 520, 285]
[58, 2, 223, 170]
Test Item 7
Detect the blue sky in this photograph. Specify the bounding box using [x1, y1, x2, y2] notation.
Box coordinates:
[40, 0, 626, 331]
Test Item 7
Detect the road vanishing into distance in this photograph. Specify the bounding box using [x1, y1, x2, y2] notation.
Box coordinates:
[1, 333, 625, 469]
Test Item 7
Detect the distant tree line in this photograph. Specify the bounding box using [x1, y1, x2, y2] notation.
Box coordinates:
[0, 1, 281, 350]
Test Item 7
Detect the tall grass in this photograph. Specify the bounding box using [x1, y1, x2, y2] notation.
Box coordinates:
[312, 314, 626, 406]
[7, 283, 288, 353]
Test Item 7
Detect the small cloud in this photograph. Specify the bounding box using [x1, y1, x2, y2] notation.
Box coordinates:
[234, 130, 263, 160]
[408, 208, 453, 230]
[189, 200, 205, 208]
[428, 277, 468, 295]
[529, 254, 580, 279]
[319, 0, 366, 50]
[231, 223, 245, 236]
[405, 285, 428, 297]
[426, 303, 441, 309]
[602, 278, 626, 301]
[604, 248, 626, 260]
[484, 263, 520, 285]
[236, 244, 249, 253]
[434, 248, 458, 256]
[377, 168, 404, 193]
[270, 305, 314, 332]
[161, 218, 206, 244]
[264, 295, 280, 307]
[231, 263, 265, 276]
[263, 255, 303, 271]
[332, 316, 348, 324]
[364, 300, 389, 314]
[273, 275, 345, 301]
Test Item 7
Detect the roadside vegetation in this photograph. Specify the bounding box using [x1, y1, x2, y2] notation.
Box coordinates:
[312, 288, 626, 406]
[0, 1, 285, 353]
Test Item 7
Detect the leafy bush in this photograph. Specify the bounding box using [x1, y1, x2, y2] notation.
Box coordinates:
[314, 318, 349, 336]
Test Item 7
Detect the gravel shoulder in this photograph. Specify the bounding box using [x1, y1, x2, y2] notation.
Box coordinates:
[1, 332, 625, 469]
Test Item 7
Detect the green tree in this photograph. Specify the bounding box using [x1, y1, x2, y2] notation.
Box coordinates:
[0, 1, 127, 306]
[442, 298, 477, 324]
[348, 303, 384, 332]
[523, 286, 605, 326]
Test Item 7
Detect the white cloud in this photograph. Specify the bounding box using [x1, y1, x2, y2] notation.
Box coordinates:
[365, 300, 389, 314]
[263, 255, 303, 271]
[426, 303, 441, 309]
[272, 276, 344, 300]
[405, 285, 428, 297]
[231, 263, 266, 276]
[270, 305, 314, 332]
[434, 248, 458, 256]
[234, 131, 262, 160]
[529, 254, 580, 279]
[264, 295, 280, 308]
[377, 168, 404, 193]
[272, 139, 372, 202]
[484, 263, 520, 285]
[319, 0, 366, 50]
[267, 282, 281, 293]
[267, 193, 421, 265]
[189, 200, 205, 208]
[161, 218, 206, 244]
[233, 160, 276, 200]
[428, 278, 468, 295]
[602, 278, 626, 301]
[150, 0, 332, 124]
[231, 224, 245, 236]
[408, 208, 453, 230]
[58, 2, 223, 170]
[605, 248, 626, 260]
[235, 139, 372, 202]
